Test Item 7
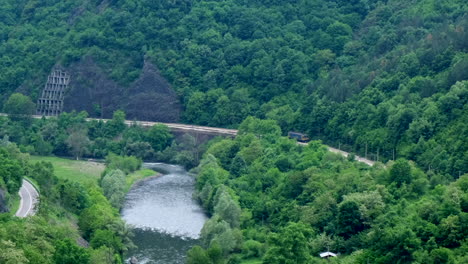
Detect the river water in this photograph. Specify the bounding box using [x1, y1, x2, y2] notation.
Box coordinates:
[121, 163, 207, 264]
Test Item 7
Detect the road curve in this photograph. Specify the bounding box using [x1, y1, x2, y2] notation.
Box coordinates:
[15, 179, 39, 217]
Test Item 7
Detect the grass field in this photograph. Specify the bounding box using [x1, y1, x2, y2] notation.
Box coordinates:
[29, 156, 157, 191]
[30, 156, 105, 186]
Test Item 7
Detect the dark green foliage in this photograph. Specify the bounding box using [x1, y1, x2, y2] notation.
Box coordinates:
[90, 229, 123, 254]
[56, 180, 90, 214]
[0, 0, 465, 178]
[390, 159, 413, 187]
[29, 161, 57, 197]
[0, 148, 23, 194]
[146, 124, 173, 152]
[53, 239, 90, 264]
[337, 201, 365, 238]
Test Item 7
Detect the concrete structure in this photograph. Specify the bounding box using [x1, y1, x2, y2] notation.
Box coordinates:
[36, 70, 70, 116]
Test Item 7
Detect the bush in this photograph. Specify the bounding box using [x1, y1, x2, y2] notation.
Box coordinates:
[105, 153, 141, 174]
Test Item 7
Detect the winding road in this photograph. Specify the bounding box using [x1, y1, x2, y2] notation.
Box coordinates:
[15, 179, 39, 217]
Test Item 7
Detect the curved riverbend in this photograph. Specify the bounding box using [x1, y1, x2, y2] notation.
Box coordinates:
[121, 163, 207, 264]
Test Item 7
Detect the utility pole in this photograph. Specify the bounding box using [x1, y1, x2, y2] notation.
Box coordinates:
[377, 148, 379, 162]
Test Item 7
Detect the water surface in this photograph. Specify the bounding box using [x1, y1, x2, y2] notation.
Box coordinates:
[121, 163, 207, 264]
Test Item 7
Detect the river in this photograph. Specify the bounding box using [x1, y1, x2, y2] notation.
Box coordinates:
[121, 163, 207, 264]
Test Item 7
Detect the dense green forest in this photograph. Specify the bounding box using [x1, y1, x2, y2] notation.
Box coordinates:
[189, 117, 468, 263]
[0, 0, 467, 263]
[0, 0, 467, 178]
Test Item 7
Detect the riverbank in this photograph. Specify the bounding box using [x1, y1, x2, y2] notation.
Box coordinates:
[125, 169, 160, 192]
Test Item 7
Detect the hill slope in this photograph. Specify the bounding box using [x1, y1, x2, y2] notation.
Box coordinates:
[0, 0, 467, 176]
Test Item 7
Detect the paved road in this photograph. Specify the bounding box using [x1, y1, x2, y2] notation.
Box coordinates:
[298, 142, 375, 166]
[327, 146, 375, 166]
[15, 179, 39, 217]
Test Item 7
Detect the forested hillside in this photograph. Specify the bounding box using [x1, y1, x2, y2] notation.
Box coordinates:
[189, 117, 468, 263]
[0, 0, 466, 177]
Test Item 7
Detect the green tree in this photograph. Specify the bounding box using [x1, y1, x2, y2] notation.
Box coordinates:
[53, 239, 90, 264]
[187, 246, 212, 264]
[66, 127, 90, 160]
[90, 229, 123, 254]
[3, 93, 35, 121]
[337, 200, 366, 237]
[263, 222, 313, 264]
[390, 159, 413, 187]
[105, 110, 126, 138]
[146, 124, 173, 152]
[0, 240, 29, 264]
[101, 169, 126, 209]
[213, 187, 241, 228]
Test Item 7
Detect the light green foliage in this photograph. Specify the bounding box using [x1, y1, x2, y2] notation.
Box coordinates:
[105, 153, 141, 174]
[89, 246, 119, 264]
[101, 169, 126, 209]
[0, 240, 29, 264]
[238, 117, 282, 140]
[263, 222, 314, 264]
[200, 215, 242, 255]
[213, 186, 242, 228]
[3, 93, 35, 120]
[105, 110, 126, 138]
[187, 246, 212, 264]
[341, 190, 385, 225]
[90, 229, 123, 254]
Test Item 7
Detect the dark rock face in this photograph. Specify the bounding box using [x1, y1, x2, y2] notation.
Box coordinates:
[63, 57, 123, 118]
[125, 62, 181, 122]
[0, 188, 9, 213]
[63, 57, 181, 122]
